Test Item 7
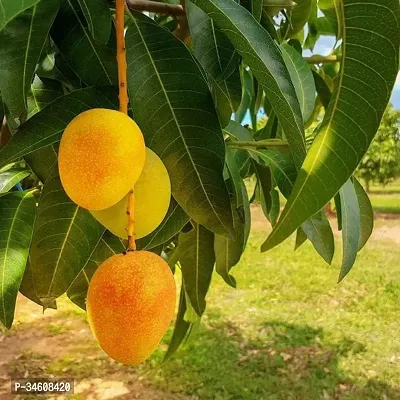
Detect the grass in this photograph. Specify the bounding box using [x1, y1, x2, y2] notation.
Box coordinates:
[2, 213, 400, 399]
[139, 226, 400, 399]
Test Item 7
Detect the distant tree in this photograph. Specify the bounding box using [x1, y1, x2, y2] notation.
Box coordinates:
[356, 104, 400, 192]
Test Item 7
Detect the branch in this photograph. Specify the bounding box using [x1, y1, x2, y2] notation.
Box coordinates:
[304, 55, 341, 64]
[126, 0, 185, 16]
[228, 140, 289, 150]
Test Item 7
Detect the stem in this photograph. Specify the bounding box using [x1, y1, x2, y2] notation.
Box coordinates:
[304, 55, 341, 64]
[126, 0, 185, 16]
[116, 0, 128, 114]
[228, 140, 289, 150]
[116, 0, 136, 251]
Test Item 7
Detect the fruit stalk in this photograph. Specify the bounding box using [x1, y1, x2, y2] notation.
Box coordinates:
[116, 0, 136, 250]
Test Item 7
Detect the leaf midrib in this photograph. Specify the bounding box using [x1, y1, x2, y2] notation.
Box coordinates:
[131, 16, 230, 235]
[46, 206, 79, 298]
[266, 0, 347, 245]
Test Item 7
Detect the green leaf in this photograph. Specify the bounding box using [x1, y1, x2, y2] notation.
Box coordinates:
[164, 281, 194, 360]
[76, 0, 112, 44]
[254, 162, 273, 217]
[0, 0, 59, 118]
[30, 176, 104, 307]
[312, 71, 332, 110]
[67, 231, 125, 310]
[24, 77, 64, 184]
[191, 0, 306, 169]
[284, 0, 313, 37]
[209, 68, 242, 128]
[280, 43, 315, 122]
[0, 191, 36, 328]
[126, 12, 234, 237]
[0, 0, 40, 31]
[19, 258, 57, 309]
[319, 0, 340, 36]
[249, 148, 334, 263]
[353, 178, 373, 251]
[334, 193, 342, 231]
[338, 179, 360, 282]
[51, 0, 117, 86]
[136, 198, 190, 250]
[25, 146, 58, 184]
[301, 212, 334, 264]
[0, 87, 118, 169]
[27, 76, 64, 119]
[251, 0, 263, 22]
[187, 0, 240, 82]
[215, 180, 250, 288]
[263, 0, 400, 252]
[235, 68, 254, 124]
[294, 227, 307, 250]
[0, 168, 30, 194]
[171, 222, 215, 316]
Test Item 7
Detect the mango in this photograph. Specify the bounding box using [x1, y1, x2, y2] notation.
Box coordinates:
[87, 251, 176, 365]
[58, 108, 146, 210]
[91, 148, 171, 239]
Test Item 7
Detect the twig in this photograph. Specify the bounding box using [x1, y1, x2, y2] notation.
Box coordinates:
[116, 0, 136, 251]
[228, 140, 289, 150]
[304, 55, 341, 64]
[173, 0, 190, 44]
[126, 0, 185, 16]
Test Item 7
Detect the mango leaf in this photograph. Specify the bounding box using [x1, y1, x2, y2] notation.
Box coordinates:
[319, 0, 339, 36]
[27, 76, 64, 119]
[137, 198, 189, 250]
[280, 43, 315, 122]
[235, 68, 254, 124]
[51, 0, 117, 86]
[191, 0, 306, 170]
[25, 77, 64, 184]
[251, 0, 263, 22]
[0, 191, 36, 328]
[0, 0, 59, 118]
[19, 258, 56, 309]
[68, 231, 125, 310]
[249, 148, 334, 263]
[171, 222, 215, 316]
[0, 0, 41, 31]
[263, 0, 400, 252]
[126, 12, 234, 237]
[338, 179, 360, 282]
[0, 168, 30, 194]
[294, 227, 307, 250]
[353, 178, 373, 251]
[284, 0, 313, 37]
[187, 0, 240, 82]
[0, 87, 118, 169]
[215, 180, 250, 288]
[30, 176, 104, 307]
[312, 71, 332, 110]
[254, 162, 273, 217]
[210, 71, 242, 128]
[164, 281, 194, 360]
[76, 0, 112, 44]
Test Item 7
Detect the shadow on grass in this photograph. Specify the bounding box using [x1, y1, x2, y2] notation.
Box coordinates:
[153, 314, 400, 400]
[2, 312, 400, 400]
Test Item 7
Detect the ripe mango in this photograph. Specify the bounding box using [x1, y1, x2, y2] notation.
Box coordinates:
[90, 148, 171, 239]
[58, 108, 146, 210]
[87, 251, 176, 365]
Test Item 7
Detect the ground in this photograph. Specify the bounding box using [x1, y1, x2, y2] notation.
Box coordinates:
[1, 201, 400, 400]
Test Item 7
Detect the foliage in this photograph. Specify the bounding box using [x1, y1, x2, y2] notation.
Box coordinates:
[0, 0, 399, 360]
[356, 104, 400, 190]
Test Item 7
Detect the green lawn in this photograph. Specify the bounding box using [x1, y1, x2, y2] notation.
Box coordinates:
[142, 222, 400, 399]
[2, 215, 400, 400]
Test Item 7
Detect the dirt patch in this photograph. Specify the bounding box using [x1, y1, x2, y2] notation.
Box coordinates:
[0, 297, 191, 400]
[250, 204, 400, 243]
